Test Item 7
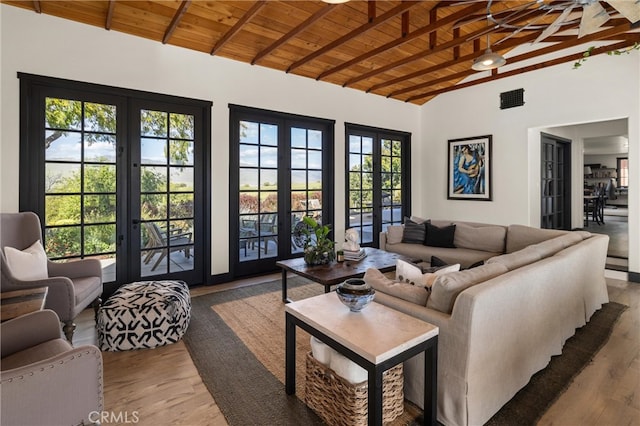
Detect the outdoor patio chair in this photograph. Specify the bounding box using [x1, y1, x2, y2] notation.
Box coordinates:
[143, 222, 192, 271]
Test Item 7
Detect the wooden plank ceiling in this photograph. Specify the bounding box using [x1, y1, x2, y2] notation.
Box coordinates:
[3, 0, 639, 105]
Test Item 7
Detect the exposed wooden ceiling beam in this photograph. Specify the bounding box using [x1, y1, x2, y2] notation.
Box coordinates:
[252, 4, 337, 65]
[163, 0, 191, 44]
[210, 0, 267, 56]
[368, 33, 538, 93]
[386, 22, 632, 98]
[343, 5, 577, 88]
[344, 21, 515, 88]
[405, 39, 638, 103]
[286, 0, 420, 74]
[317, 2, 486, 82]
[105, 0, 116, 30]
[368, 0, 376, 23]
[402, 11, 410, 38]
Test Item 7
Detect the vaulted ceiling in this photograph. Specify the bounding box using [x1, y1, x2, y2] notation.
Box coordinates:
[3, 0, 639, 105]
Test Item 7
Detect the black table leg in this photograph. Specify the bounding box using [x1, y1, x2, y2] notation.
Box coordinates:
[424, 338, 438, 425]
[285, 313, 296, 395]
[324, 284, 331, 293]
[282, 269, 291, 303]
[368, 366, 383, 426]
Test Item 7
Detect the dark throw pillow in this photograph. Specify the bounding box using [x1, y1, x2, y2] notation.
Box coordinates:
[402, 218, 427, 244]
[430, 255, 449, 267]
[425, 223, 456, 248]
[465, 260, 485, 270]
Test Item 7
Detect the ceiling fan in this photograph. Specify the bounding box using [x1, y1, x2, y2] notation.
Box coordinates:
[536, 0, 640, 42]
[486, 0, 640, 43]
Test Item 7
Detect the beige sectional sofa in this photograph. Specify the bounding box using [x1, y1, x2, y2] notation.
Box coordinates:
[371, 220, 609, 426]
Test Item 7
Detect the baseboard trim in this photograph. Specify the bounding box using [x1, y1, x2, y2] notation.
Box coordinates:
[629, 271, 640, 283]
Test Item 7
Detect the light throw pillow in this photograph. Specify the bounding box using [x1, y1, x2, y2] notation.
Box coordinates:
[402, 218, 427, 244]
[395, 259, 460, 289]
[4, 240, 48, 281]
[364, 268, 429, 306]
[425, 222, 456, 248]
[386, 225, 404, 245]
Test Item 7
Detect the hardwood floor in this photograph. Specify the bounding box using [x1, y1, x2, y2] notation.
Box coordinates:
[74, 274, 640, 426]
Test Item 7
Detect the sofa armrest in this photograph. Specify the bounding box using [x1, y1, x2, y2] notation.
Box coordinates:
[379, 231, 387, 250]
[0, 310, 63, 358]
[1, 345, 104, 426]
[48, 258, 102, 280]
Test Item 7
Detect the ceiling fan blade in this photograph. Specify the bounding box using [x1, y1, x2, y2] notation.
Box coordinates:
[534, 6, 574, 43]
[578, 2, 610, 37]
[607, 0, 640, 23]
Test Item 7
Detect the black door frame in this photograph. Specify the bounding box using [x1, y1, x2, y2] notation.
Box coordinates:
[229, 104, 335, 279]
[18, 73, 212, 296]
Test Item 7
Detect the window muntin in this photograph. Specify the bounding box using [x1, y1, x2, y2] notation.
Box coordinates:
[44, 97, 118, 280]
[346, 125, 409, 246]
[139, 109, 196, 275]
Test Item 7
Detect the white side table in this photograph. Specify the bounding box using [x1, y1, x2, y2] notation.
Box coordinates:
[285, 292, 439, 425]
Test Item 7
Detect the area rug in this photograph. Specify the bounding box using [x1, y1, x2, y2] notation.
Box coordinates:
[183, 278, 626, 426]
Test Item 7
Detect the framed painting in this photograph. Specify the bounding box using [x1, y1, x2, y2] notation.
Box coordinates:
[448, 135, 492, 201]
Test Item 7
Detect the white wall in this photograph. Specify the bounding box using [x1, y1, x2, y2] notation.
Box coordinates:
[421, 48, 639, 274]
[585, 155, 621, 169]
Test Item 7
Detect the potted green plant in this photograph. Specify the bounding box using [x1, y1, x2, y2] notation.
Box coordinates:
[296, 216, 335, 266]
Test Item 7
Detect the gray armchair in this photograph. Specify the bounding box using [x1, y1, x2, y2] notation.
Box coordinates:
[0, 212, 103, 341]
[1, 309, 103, 426]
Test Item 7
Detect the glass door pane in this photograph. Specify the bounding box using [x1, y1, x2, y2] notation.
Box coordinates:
[380, 138, 403, 236]
[43, 97, 118, 283]
[139, 109, 195, 276]
[238, 120, 279, 262]
[290, 127, 324, 254]
[347, 134, 374, 244]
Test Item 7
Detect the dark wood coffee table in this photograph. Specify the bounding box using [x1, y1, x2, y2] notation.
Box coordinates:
[276, 247, 405, 303]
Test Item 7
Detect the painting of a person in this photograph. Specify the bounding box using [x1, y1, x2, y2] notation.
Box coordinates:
[453, 145, 484, 194]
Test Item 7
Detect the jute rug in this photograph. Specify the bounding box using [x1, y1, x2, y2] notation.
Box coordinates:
[183, 278, 626, 426]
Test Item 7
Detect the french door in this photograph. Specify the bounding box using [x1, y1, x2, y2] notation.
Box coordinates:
[230, 105, 334, 277]
[130, 101, 207, 283]
[345, 124, 411, 248]
[19, 74, 211, 289]
[541, 133, 571, 230]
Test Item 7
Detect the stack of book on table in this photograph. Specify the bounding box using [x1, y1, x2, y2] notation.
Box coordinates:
[343, 248, 366, 261]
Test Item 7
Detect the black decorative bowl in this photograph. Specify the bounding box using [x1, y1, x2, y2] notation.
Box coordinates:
[336, 278, 375, 312]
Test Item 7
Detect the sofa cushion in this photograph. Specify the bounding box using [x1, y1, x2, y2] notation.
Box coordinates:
[425, 222, 456, 248]
[3, 240, 48, 281]
[402, 218, 427, 244]
[505, 224, 568, 253]
[364, 268, 429, 306]
[386, 225, 404, 245]
[427, 263, 508, 313]
[486, 246, 542, 271]
[530, 232, 587, 259]
[453, 223, 506, 253]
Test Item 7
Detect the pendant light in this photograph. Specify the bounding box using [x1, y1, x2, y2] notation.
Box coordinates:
[472, 34, 506, 71]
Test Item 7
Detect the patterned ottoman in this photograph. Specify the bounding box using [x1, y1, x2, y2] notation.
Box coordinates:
[97, 280, 191, 351]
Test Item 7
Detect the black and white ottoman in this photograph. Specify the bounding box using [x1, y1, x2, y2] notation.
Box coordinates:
[97, 280, 191, 351]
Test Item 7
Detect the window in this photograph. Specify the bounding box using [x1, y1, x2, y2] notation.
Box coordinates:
[345, 124, 410, 247]
[618, 157, 628, 187]
[230, 105, 334, 277]
[19, 73, 211, 287]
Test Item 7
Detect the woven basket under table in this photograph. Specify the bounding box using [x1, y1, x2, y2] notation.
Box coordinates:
[304, 352, 404, 425]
